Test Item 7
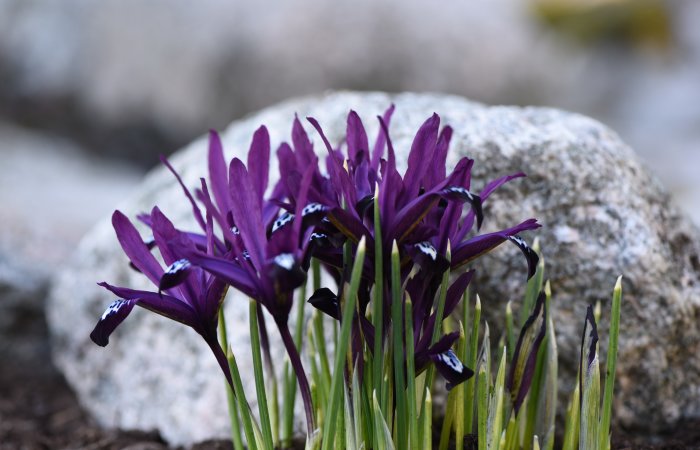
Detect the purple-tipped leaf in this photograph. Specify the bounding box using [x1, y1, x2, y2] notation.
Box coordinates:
[506, 291, 547, 414]
[579, 304, 599, 398]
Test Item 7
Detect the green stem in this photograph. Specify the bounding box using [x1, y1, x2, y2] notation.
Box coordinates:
[321, 237, 367, 450]
[249, 300, 275, 450]
[600, 276, 622, 450]
[390, 241, 408, 450]
[218, 309, 244, 450]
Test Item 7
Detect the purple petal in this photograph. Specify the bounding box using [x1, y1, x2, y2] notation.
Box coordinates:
[98, 282, 198, 328]
[443, 270, 475, 318]
[508, 234, 539, 279]
[160, 155, 206, 232]
[389, 193, 440, 244]
[292, 114, 316, 168]
[228, 158, 266, 271]
[308, 287, 340, 320]
[440, 186, 483, 230]
[459, 172, 526, 234]
[185, 251, 258, 299]
[429, 348, 474, 391]
[90, 298, 136, 346]
[403, 113, 439, 199]
[409, 241, 450, 275]
[159, 258, 192, 291]
[371, 104, 395, 170]
[327, 206, 370, 244]
[307, 117, 357, 208]
[112, 211, 164, 286]
[346, 110, 369, 161]
[451, 219, 541, 270]
[247, 126, 270, 206]
[207, 130, 231, 216]
[424, 125, 453, 190]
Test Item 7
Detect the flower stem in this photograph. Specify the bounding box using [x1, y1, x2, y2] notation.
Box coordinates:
[279, 319, 316, 436]
[217, 309, 244, 450]
[249, 300, 275, 450]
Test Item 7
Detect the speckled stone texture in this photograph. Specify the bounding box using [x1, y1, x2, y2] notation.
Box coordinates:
[47, 91, 700, 445]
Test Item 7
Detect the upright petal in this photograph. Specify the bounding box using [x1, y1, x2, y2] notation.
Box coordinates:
[292, 114, 316, 168]
[403, 113, 439, 199]
[307, 117, 357, 209]
[112, 210, 164, 286]
[160, 155, 206, 232]
[371, 104, 395, 171]
[207, 130, 231, 216]
[228, 158, 267, 272]
[247, 126, 270, 206]
[346, 110, 369, 161]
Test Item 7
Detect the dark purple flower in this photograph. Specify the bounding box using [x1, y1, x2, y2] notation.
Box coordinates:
[90, 207, 232, 386]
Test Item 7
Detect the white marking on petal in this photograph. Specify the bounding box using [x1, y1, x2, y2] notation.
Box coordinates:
[166, 259, 191, 275]
[274, 253, 296, 271]
[101, 300, 128, 320]
[310, 232, 327, 241]
[302, 203, 325, 217]
[272, 212, 294, 233]
[446, 186, 474, 200]
[438, 350, 464, 373]
[415, 241, 438, 261]
[230, 226, 240, 235]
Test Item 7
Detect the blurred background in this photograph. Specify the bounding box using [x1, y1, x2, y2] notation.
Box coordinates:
[1, 0, 699, 271]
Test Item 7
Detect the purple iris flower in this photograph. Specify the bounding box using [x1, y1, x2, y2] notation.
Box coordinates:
[277, 109, 540, 389]
[175, 128, 319, 433]
[90, 207, 233, 386]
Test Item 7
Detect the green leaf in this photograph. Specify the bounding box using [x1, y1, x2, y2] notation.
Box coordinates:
[405, 298, 419, 450]
[373, 390, 396, 450]
[579, 306, 600, 450]
[488, 348, 507, 450]
[321, 237, 367, 450]
[249, 300, 275, 450]
[600, 276, 622, 450]
[464, 295, 481, 435]
[217, 308, 244, 450]
[390, 240, 408, 450]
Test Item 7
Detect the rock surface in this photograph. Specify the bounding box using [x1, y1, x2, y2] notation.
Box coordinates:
[47, 91, 700, 445]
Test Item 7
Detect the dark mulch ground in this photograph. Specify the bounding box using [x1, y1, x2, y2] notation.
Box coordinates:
[1, 313, 698, 449]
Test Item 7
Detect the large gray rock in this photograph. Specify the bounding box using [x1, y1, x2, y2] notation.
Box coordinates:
[47, 91, 700, 445]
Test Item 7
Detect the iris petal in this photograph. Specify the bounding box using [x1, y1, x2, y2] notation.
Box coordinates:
[90, 299, 136, 346]
[430, 348, 474, 391]
[308, 287, 341, 320]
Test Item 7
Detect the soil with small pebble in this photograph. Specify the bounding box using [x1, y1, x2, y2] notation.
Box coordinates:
[1, 313, 698, 449]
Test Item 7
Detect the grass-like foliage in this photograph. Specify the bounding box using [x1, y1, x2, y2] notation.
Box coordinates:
[89, 108, 622, 449]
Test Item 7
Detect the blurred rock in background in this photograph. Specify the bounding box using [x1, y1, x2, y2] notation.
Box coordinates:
[0, 0, 698, 227]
